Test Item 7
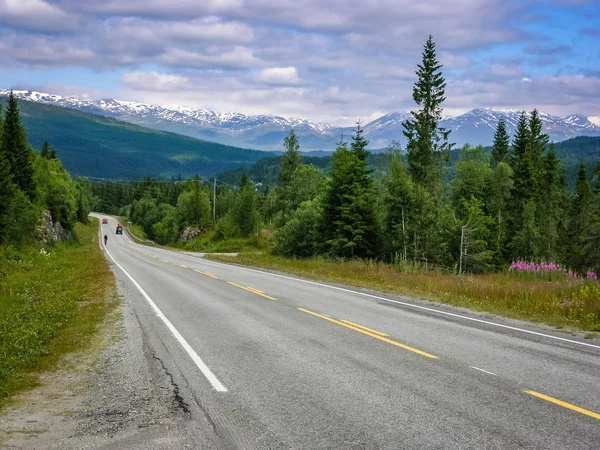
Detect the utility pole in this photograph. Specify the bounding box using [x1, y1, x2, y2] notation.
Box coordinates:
[213, 177, 216, 222]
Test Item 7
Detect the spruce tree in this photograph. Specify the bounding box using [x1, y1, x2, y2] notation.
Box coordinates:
[41, 140, 50, 159]
[234, 170, 258, 237]
[321, 126, 379, 259]
[490, 118, 510, 167]
[508, 112, 536, 258]
[537, 144, 564, 261]
[278, 129, 302, 187]
[402, 35, 451, 191]
[566, 163, 594, 270]
[528, 108, 549, 191]
[3, 91, 36, 198]
[0, 146, 15, 240]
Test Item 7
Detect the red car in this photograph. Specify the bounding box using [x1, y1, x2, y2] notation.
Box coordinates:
[102, 218, 108, 224]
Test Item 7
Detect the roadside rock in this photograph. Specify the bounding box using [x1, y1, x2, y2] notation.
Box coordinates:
[179, 225, 211, 243]
[37, 210, 71, 245]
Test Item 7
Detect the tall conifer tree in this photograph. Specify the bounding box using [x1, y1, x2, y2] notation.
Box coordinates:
[3, 91, 35, 198]
[490, 118, 510, 167]
[402, 35, 451, 191]
[566, 163, 594, 270]
[278, 129, 302, 187]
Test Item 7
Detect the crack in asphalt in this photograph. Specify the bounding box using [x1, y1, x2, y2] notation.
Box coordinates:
[151, 352, 191, 414]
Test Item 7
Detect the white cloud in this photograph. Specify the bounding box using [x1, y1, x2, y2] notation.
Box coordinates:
[257, 67, 302, 85]
[122, 71, 191, 92]
[0, 0, 78, 31]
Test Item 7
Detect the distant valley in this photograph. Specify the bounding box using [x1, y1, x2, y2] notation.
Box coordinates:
[3, 89, 600, 152]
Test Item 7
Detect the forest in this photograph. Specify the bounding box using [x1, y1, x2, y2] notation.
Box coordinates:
[0, 92, 93, 250]
[92, 37, 600, 276]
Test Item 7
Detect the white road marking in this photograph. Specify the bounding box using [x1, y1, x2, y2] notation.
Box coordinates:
[101, 242, 228, 393]
[200, 259, 600, 351]
[470, 366, 497, 376]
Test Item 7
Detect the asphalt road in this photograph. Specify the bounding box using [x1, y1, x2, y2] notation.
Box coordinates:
[95, 215, 600, 449]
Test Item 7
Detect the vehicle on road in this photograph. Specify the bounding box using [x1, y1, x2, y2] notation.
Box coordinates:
[116, 224, 123, 235]
[102, 218, 108, 224]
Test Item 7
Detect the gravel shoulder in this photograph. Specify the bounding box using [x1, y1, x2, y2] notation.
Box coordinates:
[0, 270, 224, 449]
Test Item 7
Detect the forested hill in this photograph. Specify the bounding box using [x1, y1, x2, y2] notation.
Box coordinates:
[0, 97, 267, 180]
[217, 136, 600, 189]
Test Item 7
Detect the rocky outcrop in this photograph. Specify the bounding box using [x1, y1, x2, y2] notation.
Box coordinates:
[37, 210, 71, 245]
[179, 224, 211, 242]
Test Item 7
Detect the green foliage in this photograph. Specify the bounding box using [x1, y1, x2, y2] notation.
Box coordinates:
[272, 199, 323, 258]
[0, 190, 40, 247]
[175, 177, 211, 232]
[34, 157, 79, 230]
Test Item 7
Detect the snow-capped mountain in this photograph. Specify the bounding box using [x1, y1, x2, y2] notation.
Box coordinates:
[2, 89, 599, 151]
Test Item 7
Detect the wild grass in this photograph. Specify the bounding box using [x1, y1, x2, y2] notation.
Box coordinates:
[0, 218, 119, 407]
[180, 231, 270, 253]
[207, 253, 600, 332]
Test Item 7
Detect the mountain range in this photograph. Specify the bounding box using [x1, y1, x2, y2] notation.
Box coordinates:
[0, 97, 266, 179]
[2, 89, 600, 151]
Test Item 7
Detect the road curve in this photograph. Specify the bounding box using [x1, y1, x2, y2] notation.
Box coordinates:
[94, 214, 600, 449]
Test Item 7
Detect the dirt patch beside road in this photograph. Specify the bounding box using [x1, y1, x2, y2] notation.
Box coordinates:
[0, 280, 219, 449]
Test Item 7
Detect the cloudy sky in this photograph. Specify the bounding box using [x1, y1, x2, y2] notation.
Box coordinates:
[0, 0, 599, 125]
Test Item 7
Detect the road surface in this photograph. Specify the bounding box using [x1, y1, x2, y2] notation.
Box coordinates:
[95, 215, 600, 449]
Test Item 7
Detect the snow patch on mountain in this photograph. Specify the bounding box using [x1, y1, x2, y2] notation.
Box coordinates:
[1, 88, 599, 151]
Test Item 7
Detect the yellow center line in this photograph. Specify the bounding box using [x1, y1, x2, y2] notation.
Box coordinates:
[524, 390, 600, 420]
[193, 269, 219, 279]
[228, 282, 277, 301]
[298, 308, 437, 359]
[174, 264, 188, 269]
[159, 259, 169, 263]
[149, 255, 157, 259]
[340, 320, 388, 336]
[246, 287, 265, 294]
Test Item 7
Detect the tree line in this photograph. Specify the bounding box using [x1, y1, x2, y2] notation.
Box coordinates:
[0, 92, 93, 249]
[93, 36, 600, 274]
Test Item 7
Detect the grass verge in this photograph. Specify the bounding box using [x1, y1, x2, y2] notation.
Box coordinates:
[0, 217, 119, 408]
[207, 253, 600, 333]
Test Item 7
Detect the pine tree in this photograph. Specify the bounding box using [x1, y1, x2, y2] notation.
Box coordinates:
[41, 140, 50, 159]
[3, 91, 36, 198]
[278, 129, 302, 187]
[49, 147, 57, 160]
[234, 170, 258, 237]
[490, 118, 510, 167]
[402, 35, 451, 191]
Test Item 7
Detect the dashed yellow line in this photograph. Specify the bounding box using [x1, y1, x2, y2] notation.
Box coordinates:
[193, 269, 219, 279]
[174, 264, 188, 269]
[227, 282, 276, 301]
[340, 320, 388, 336]
[298, 308, 437, 359]
[149, 255, 157, 259]
[159, 259, 169, 263]
[524, 390, 600, 420]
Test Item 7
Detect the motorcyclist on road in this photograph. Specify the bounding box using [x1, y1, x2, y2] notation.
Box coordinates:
[104, 234, 108, 245]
